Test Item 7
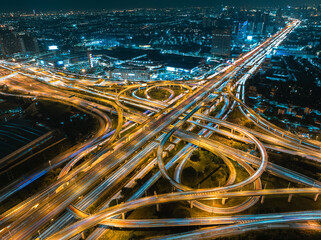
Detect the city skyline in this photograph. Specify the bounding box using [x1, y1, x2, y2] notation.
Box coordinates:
[1, 0, 321, 12]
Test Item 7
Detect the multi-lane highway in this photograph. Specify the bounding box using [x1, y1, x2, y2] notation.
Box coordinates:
[1, 17, 321, 240]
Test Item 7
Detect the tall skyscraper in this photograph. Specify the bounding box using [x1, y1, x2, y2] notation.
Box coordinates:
[276, 8, 283, 24]
[0, 30, 39, 56]
[202, 17, 216, 29]
[211, 28, 232, 57]
[0, 30, 21, 56]
[17, 32, 40, 54]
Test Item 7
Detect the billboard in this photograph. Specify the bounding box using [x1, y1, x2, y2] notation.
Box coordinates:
[48, 45, 58, 50]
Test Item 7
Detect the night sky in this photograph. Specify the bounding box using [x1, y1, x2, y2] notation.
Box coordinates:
[1, 0, 320, 12]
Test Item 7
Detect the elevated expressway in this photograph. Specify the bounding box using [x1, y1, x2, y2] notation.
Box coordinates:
[0, 72, 130, 222]
[43, 18, 321, 240]
[1, 55, 231, 239]
[1, 18, 321, 240]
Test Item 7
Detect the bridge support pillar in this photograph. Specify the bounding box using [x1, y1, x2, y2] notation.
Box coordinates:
[288, 194, 293, 203]
[122, 213, 125, 219]
[314, 194, 319, 202]
[190, 201, 194, 209]
[261, 196, 265, 204]
[222, 198, 227, 205]
[81, 232, 85, 239]
[154, 190, 159, 212]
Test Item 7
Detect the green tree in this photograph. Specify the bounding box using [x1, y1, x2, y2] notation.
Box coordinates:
[182, 166, 197, 186]
[190, 151, 200, 162]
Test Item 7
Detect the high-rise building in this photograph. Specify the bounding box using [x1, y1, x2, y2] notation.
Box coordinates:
[211, 28, 232, 57]
[202, 17, 216, 29]
[0, 30, 21, 56]
[0, 30, 39, 56]
[17, 32, 39, 54]
[263, 13, 269, 23]
[255, 10, 262, 23]
[276, 8, 283, 24]
[87, 50, 94, 68]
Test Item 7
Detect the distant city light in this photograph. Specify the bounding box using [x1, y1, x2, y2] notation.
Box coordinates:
[247, 36, 253, 41]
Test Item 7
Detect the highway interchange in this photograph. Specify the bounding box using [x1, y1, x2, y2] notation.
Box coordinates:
[0, 17, 321, 240]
